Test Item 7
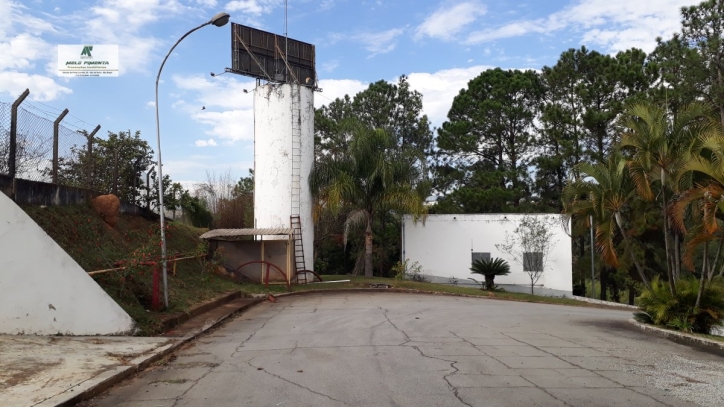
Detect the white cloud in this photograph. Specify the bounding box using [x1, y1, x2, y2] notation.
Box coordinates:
[315, 79, 368, 108]
[226, 0, 281, 15]
[195, 138, 218, 147]
[315, 67, 492, 127]
[80, 0, 194, 74]
[466, 0, 699, 53]
[354, 28, 405, 57]
[416, 1, 487, 41]
[196, 0, 218, 6]
[0, 33, 51, 71]
[406, 65, 492, 126]
[0, 71, 72, 101]
[146, 101, 156, 108]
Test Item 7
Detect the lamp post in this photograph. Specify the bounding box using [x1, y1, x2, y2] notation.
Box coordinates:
[155, 11, 230, 308]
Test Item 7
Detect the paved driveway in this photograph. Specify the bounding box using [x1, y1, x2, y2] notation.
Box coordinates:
[86, 293, 724, 407]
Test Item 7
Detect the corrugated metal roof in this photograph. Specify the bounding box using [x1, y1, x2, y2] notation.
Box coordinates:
[200, 228, 293, 240]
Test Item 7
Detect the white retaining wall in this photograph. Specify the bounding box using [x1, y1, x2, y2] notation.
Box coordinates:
[0, 192, 135, 335]
[403, 214, 573, 296]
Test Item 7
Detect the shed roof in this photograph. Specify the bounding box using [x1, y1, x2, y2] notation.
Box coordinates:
[200, 228, 293, 241]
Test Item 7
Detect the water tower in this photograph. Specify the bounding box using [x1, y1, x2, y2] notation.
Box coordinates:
[227, 23, 316, 275]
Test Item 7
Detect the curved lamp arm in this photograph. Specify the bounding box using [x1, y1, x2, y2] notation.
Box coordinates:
[154, 12, 229, 308]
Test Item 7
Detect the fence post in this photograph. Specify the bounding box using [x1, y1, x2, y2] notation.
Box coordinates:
[147, 166, 153, 210]
[9, 89, 30, 183]
[87, 125, 100, 190]
[112, 148, 119, 196]
[52, 108, 69, 184]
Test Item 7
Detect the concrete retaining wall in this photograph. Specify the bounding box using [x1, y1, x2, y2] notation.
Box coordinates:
[0, 191, 135, 335]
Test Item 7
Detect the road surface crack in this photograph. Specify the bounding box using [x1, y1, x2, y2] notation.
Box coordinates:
[245, 361, 350, 406]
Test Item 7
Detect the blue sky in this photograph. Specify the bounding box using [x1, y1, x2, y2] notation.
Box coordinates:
[1, 0, 700, 188]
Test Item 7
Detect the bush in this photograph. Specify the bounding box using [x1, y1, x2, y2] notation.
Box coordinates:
[470, 257, 511, 291]
[392, 259, 429, 283]
[637, 276, 724, 334]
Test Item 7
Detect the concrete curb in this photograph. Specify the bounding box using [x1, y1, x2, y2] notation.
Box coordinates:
[628, 318, 724, 353]
[43, 297, 263, 407]
[573, 295, 639, 310]
[256, 287, 634, 310]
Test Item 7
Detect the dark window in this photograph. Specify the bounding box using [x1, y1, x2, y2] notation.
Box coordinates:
[523, 252, 543, 271]
[471, 252, 490, 263]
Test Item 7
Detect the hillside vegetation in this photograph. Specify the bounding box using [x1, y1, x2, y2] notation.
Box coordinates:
[23, 204, 240, 335]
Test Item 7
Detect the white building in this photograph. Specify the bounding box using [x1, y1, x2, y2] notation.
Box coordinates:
[402, 214, 573, 297]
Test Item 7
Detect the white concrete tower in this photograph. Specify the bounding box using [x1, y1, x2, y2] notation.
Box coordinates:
[253, 83, 314, 271]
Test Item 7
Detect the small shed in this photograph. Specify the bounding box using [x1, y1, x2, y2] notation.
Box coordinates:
[200, 228, 294, 284]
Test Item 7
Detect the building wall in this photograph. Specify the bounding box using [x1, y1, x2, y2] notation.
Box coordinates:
[214, 240, 290, 283]
[253, 83, 314, 270]
[403, 214, 573, 296]
[0, 192, 135, 335]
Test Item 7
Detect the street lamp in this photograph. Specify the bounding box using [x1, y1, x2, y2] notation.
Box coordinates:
[155, 11, 230, 308]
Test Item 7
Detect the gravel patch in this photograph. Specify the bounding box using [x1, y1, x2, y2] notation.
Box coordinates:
[616, 350, 724, 406]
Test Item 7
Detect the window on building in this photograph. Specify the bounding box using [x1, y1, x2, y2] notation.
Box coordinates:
[523, 252, 543, 271]
[471, 252, 490, 263]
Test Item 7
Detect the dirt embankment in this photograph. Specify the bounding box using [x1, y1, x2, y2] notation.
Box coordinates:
[22, 204, 241, 335]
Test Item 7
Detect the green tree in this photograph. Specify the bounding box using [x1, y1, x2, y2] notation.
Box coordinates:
[495, 215, 558, 295]
[681, 0, 724, 124]
[314, 76, 434, 274]
[56, 130, 153, 203]
[310, 122, 427, 277]
[619, 102, 715, 294]
[563, 156, 652, 289]
[436, 68, 544, 211]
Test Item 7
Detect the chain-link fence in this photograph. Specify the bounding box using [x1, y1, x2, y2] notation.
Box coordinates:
[1, 97, 98, 189]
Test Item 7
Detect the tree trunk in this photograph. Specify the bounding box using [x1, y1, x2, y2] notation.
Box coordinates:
[628, 284, 636, 306]
[599, 267, 608, 301]
[695, 242, 708, 309]
[615, 212, 651, 289]
[364, 217, 373, 278]
[611, 276, 620, 303]
[579, 236, 586, 295]
[485, 275, 493, 291]
[660, 169, 676, 295]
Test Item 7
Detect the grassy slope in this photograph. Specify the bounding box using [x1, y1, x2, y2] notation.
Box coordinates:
[23, 204, 241, 335]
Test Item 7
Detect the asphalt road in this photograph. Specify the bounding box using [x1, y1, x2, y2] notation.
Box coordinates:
[86, 293, 724, 407]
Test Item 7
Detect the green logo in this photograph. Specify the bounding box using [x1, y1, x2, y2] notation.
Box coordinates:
[80, 45, 93, 58]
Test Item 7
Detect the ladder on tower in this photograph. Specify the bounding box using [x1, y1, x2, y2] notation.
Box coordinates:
[290, 83, 302, 219]
[290, 215, 307, 284]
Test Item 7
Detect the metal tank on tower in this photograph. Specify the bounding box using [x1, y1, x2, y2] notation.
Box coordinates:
[204, 21, 317, 283]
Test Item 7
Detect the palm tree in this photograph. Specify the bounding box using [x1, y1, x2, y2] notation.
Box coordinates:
[672, 130, 724, 306]
[563, 155, 651, 289]
[619, 102, 714, 294]
[310, 121, 427, 277]
[470, 257, 510, 291]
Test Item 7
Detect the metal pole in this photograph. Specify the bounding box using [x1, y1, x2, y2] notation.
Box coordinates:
[87, 125, 100, 190]
[590, 215, 596, 298]
[9, 89, 30, 181]
[52, 109, 69, 184]
[156, 21, 212, 309]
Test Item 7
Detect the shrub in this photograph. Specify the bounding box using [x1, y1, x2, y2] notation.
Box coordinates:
[470, 257, 511, 291]
[637, 276, 724, 334]
[392, 259, 429, 282]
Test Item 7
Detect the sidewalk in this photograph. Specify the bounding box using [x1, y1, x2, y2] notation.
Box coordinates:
[0, 297, 261, 407]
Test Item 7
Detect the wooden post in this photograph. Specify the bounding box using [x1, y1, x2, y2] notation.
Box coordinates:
[260, 238, 265, 283]
[52, 108, 69, 184]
